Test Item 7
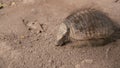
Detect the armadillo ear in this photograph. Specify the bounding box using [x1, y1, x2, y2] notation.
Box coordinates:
[56, 23, 68, 46]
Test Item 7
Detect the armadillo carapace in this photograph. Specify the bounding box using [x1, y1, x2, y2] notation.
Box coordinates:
[56, 8, 117, 46]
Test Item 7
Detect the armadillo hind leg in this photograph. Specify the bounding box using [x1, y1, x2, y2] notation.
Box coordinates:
[110, 28, 120, 40]
[103, 27, 120, 43]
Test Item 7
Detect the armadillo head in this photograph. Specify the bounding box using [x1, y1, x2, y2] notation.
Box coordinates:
[56, 23, 70, 46]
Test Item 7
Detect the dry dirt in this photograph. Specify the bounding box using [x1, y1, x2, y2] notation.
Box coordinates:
[0, 0, 120, 68]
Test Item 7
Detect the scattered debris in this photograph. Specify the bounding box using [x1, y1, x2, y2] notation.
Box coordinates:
[75, 64, 81, 68]
[19, 35, 25, 39]
[81, 59, 94, 64]
[0, 33, 16, 41]
[48, 59, 54, 64]
[75, 59, 94, 68]
[22, 19, 47, 34]
[10, 2, 16, 6]
[22, 0, 35, 4]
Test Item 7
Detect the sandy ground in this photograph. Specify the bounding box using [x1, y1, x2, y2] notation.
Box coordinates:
[0, 0, 120, 68]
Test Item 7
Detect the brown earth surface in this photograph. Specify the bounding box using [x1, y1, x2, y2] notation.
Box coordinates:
[0, 0, 120, 68]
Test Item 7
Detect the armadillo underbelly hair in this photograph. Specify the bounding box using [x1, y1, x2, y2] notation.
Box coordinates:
[64, 8, 115, 41]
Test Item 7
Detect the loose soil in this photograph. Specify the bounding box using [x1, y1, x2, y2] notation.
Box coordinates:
[0, 0, 120, 68]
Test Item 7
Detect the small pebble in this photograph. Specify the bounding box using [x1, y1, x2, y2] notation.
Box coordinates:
[10, 2, 16, 6]
[81, 59, 93, 64]
[75, 64, 81, 68]
[48, 59, 54, 63]
[20, 35, 25, 39]
[23, 0, 35, 4]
